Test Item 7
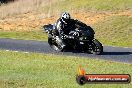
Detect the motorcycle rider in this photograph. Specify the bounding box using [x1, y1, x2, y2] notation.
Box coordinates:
[53, 12, 79, 50]
[54, 12, 78, 38]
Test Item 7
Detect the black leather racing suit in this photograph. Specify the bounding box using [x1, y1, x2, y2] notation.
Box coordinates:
[53, 18, 77, 49]
[54, 18, 77, 38]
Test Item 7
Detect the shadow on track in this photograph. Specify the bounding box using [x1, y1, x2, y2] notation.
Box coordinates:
[63, 49, 132, 55]
[101, 52, 132, 55]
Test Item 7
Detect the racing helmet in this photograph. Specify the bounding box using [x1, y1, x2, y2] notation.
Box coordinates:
[61, 12, 71, 23]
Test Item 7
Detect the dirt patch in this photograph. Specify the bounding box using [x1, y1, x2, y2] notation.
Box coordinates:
[0, 10, 132, 31]
[0, 12, 58, 31]
[73, 12, 110, 25]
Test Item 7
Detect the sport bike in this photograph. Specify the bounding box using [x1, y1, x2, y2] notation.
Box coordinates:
[43, 21, 103, 55]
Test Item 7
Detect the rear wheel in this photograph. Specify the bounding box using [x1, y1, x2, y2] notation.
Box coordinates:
[89, 39, 103, 55]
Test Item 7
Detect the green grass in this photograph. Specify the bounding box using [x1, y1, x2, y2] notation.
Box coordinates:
[1, 0, 132, 19]
[39, 0, 132, 14]
[0, 30, 48, 41]
[0, 50, 132, 88]
[94, 15, 132, 47]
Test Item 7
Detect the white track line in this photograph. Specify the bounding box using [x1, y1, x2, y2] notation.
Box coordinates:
[5, 50, 10, 52]
[14, 51, 18, 52]
[5, 49, 29, 54]
[23, 52, 29, 53]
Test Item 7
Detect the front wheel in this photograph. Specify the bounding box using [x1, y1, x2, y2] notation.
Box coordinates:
[48, 35, 65, 52]
[89, 39, 103, 55]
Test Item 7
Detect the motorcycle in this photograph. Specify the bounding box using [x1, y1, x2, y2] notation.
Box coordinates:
[43, 21, 103, 55]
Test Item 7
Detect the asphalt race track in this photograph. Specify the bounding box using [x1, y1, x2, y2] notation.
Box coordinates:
[0, 38, 132, 63]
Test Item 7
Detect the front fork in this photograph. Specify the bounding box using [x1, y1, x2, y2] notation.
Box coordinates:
[55, 36, 66, 49]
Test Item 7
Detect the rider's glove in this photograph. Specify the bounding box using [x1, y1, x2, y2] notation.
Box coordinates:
[73, 31, 79, 39]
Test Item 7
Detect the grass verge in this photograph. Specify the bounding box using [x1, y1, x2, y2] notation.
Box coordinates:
[94, 15, 132, 47]
[0, 0, 132, 18]
[0, 30, 48, 41]
[0, 50, 132, 88]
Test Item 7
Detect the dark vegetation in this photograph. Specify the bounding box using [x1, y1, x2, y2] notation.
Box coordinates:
[0, 0, 15, 3]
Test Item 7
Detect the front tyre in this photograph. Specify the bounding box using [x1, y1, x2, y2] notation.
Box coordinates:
[48, 35, 65, 52]
[91, 39, 103, 55]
